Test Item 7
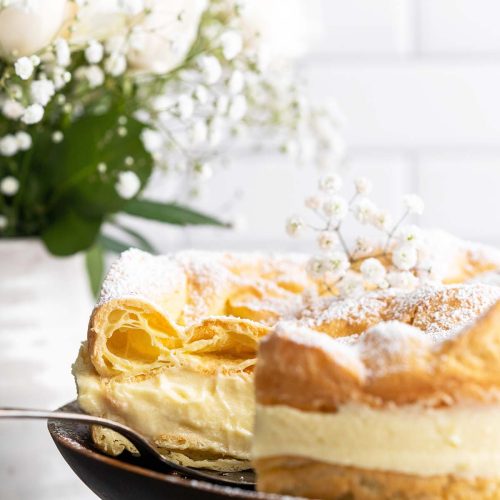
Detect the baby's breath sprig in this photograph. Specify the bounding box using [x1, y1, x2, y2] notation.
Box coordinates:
[286, 174, 428, 297]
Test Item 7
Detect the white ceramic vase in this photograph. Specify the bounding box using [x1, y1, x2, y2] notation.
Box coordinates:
[0, 239, 94, 500]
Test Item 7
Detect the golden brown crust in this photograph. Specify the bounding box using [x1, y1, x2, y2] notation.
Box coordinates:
[254, 456, 500, 500]
[256, 298, 500, 410]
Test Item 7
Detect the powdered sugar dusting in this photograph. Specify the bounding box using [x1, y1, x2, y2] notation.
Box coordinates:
[97, 249, 312, 327]
[99, 249, 184, 307]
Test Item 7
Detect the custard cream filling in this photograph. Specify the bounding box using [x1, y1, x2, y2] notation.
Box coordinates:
[253, 403, 500, 477]
[74, 350, 254, 461]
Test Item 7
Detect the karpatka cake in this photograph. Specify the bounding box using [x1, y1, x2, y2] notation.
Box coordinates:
[73, 231, 500, 474]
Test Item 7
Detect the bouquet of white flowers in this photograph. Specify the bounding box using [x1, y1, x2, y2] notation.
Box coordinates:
[0, 0, 341, 291]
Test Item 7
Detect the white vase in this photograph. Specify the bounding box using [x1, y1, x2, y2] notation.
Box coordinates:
[0, 239, 95, 500]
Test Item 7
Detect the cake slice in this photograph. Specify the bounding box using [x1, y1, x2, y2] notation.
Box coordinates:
[253, 300, 500, 499]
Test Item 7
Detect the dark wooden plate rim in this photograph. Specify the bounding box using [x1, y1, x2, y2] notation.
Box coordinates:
[47, 401, 286, 499]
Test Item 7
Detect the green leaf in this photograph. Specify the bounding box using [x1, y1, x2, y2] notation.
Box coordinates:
[123, 199, 229, 227]
[44, 108, 153, 218]
[85, 243, 105, 298]
[111, 221, 157, 253]
[41, 209, 102, 256]
[99, 234, 131, 254]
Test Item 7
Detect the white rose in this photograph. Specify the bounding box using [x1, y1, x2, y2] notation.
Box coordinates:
[128, 0, 208, 74]
[0, 0, 68, 59]
[70, 0, 129, 44]
[73, 0, 207, 75]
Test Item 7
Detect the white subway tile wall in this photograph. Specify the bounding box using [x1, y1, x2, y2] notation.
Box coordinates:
[181, 0, 500, 252]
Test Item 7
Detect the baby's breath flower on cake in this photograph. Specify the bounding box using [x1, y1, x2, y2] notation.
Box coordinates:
[403, 194, 425, 215]
[392, 244, 418, 271]
[354, 176, 372, 195]
[286, 174, 428, 297]
[286, 215, 304, 238]
[322, 196, 348, 220]
[319, 173, 342, 194]
[360, 257, 386, 284]
[352, 197, 378, 224]
[317, 231, 337, 250]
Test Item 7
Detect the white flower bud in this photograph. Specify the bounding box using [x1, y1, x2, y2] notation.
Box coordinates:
[229, 95, 247, 121]
[199, 55, 222, 85]
[177, 94, 194, 120]
[192, 119, 208, 144]
[228, 70, 244, 95]
[323, 196, 348, 220]
[220, 31, 243, 60]
[105, 53, 127, 76]
[21, 103, 44, 124]
[216, 95, 229, 115]
[338, 271, 365, 297]
[387, 271, 419, 290]
[52, 130, 64, 143]
[194, 162, 213, 180]
[2, 99, 24, 120]
[30, 79, 55, 106]
[354, 237, 373, 255]
[317, 231, 337, 250]
[319, 174, 342, 194]
[54, 38, 70, 67]
[286, 215, 304, 237]
[209, 117, 223, 147]
[0, 135, 18, 156]
[141, 129, 163, 154]
[306, 255, 327, 279]
[85, 65, 105, 88]
[360, 258, 386, 284]
[305, 195, 321, 210]
[0, 215, 7, 230]
[396, 224, 422, 245]
[371, 209, 393, 231]
[403, 193, 424, 215]
[352, 198, 378, 224]
[85, 40, 104, 64]
[115, 171, 141, 199]
[354, 176, 372, 195]
[14, 56, 34, 80]
[194, 85, 208, 104]
[323, 251, 350, 280]
[0, 175, 19, 196]
[392, 244, 418, 271]
[15, 131, 32, 150]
